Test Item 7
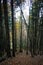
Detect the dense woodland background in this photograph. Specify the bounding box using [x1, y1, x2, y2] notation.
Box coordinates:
[0, 0, 43, 64]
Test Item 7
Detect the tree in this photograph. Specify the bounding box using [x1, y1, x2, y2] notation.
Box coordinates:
[39, 12, 43, 55]
[3, 0, 11, 57]
[11, 0, 16, 57]
[20, 11, 23, 52]
[15, 0, 26, 52]
[29, 0, 43, 56]
[0, 0, 3, 56]
[16, 0, 29, 53]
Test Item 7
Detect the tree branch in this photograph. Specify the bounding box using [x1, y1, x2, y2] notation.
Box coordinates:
[20, 6, 28, 27]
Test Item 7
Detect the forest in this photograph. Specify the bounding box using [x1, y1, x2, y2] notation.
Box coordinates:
[0, 0, 43, 65]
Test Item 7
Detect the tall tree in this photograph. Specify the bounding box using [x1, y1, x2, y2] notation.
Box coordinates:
[3, 0, 11, 57]
[39, 9, 43, 55]
[30, 0, 43, 56]
[0, 0, 3, 56]
[20, 10, 23, 52]
[11, 0, 15, 57]
[15, 0, 23, 52]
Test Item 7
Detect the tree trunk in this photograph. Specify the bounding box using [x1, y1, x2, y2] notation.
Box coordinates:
[3, 0, 11, 57]
[11, 0, 15, 57]
[20, 7, 23, 52]
[0, 0, 3, 56]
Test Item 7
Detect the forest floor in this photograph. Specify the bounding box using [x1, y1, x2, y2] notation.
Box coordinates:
[0, 51, 43, 65]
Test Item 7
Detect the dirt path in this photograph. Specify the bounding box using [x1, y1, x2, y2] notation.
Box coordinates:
[0, 52, 43, 65]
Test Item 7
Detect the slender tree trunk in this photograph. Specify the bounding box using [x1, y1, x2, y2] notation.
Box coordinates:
[26, 25, 29, 54]
[11, 0, 15, 57]
[14, 22, 17, 52]
[3, 0, 11, 57]
[0, 0, 3, 56]
[39, 16, 43, 55]
[20, 6, 23, 52]
[1, 3, 6, 52]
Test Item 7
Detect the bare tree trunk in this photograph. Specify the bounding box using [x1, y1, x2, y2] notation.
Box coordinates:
[20, 8, 23, 52]
[39, 16, 43, 55]
[3, 0, 11, 57]
[0, 0, 3, 56]
[11, 0, 15, 57]
[26, 25, 29, 54]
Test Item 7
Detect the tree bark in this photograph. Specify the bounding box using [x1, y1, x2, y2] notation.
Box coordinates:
[20, 7, 23, 52]
[3, 0, 11, 57]
[0, 0, 3, 56]
[11, 0, 15, 57]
